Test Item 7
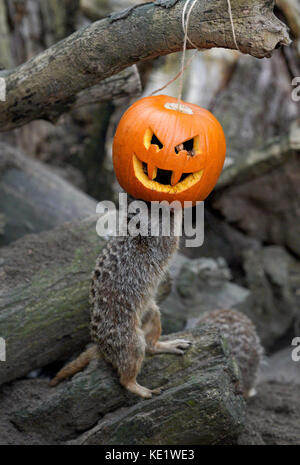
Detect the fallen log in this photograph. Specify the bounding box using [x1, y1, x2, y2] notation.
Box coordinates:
[0, 214, 170, 386]
[0, 215, 105, 385]
[0, 143, 97, 245]
[3, 326, 246, 445]
[216, 123, 300, 191]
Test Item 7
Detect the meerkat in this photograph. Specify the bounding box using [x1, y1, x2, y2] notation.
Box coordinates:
[50, 201, 192, 398]
[198, 309, 263, 398]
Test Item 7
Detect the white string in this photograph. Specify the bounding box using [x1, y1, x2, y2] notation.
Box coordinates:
[226, 0, 241, 52]
[177, 0, 199, 109]
[150, 0, 199, 99]
[150, 0, 241, 106]
[182, 0, 198, 49]
[149, 52, 197, 96]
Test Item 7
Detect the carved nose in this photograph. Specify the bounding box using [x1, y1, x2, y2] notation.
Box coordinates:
[176, 149, 188, 157]
[148, 144, 162, 154]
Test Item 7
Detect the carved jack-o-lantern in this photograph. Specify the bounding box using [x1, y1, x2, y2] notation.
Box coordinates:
[113, 95, 226, 205]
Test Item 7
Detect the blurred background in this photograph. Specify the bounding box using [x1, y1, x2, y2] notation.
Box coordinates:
[0, 0, 300, 445]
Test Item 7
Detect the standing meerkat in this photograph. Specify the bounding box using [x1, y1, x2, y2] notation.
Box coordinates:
[50, 201, 192, 398]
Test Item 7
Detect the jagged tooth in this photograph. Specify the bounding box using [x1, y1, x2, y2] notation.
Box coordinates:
[171, 170, 182, 186]
[147, 163, 157, 180]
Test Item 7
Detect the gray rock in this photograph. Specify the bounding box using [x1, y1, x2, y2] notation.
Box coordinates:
[163, 248, 299, 350]
[182, 209, 260, 278]
[238, 381, 300, 445]
[161, 254, 253, 334]
[242, 246, 299, 348]
[214, 124, 300, 258]
[258, 347, 300, 386]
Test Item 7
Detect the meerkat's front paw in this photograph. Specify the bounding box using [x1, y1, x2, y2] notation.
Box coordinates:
[155, 339, 192, 355]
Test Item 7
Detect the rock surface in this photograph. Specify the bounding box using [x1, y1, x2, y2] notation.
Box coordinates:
[238, 381, 300, 445]
[259, 347, 300, 386]
[161, 254, 253, 335]
[242, 246, 299, 348]
[214, 124, 300, 258]
[162, 247, 299, 350]
[0, 327, 246, 445]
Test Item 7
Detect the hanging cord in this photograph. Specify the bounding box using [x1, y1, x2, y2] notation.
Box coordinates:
[226, 0, 241, 52]
[150, 0, 198, 98]
[177, 0, 199, 110]
[150, 0, 241, 108]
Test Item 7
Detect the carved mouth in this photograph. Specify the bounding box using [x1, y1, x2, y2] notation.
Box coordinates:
[133, 154, 203, 194]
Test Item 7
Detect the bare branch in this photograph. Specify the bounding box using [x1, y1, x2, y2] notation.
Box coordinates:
[0, 0, 290, 131]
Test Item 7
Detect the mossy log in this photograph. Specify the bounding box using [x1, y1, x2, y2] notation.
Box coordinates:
[0, 214, 170, 386]
[0, 215, 105, 386]
[5, 326, 246, 445]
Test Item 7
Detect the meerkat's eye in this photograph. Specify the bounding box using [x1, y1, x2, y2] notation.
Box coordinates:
[175, 136, 200, 156]
[144, 129, 163, 150]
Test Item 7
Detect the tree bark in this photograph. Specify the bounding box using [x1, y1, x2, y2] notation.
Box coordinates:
[2, 326, 246, 445]
[0, 0, 141, 170]
[0, 0, 290, 131]
[80, 0, 144, 21]
[0, 66, 141, 165]
[71, 66, 141, 109]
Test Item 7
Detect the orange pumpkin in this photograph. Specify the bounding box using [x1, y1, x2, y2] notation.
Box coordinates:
[112, 95, 226, 206]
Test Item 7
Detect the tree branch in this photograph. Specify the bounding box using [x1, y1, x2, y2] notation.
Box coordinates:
[0, 0, 290, 131]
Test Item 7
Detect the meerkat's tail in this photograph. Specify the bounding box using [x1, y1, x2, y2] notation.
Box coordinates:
[49, 345, 99, 387]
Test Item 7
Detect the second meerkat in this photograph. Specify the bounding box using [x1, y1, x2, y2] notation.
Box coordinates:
[51, 203, 192, 398]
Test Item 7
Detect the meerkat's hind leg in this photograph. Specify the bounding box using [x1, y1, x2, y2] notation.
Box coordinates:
[122, 379, 162, 399]
[118, 328, 162, 399]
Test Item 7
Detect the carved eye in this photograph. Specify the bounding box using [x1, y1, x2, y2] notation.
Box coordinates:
[144, 129, 163, 150]
[150, 133, 163, 149]
[175, 136, 200, 156]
